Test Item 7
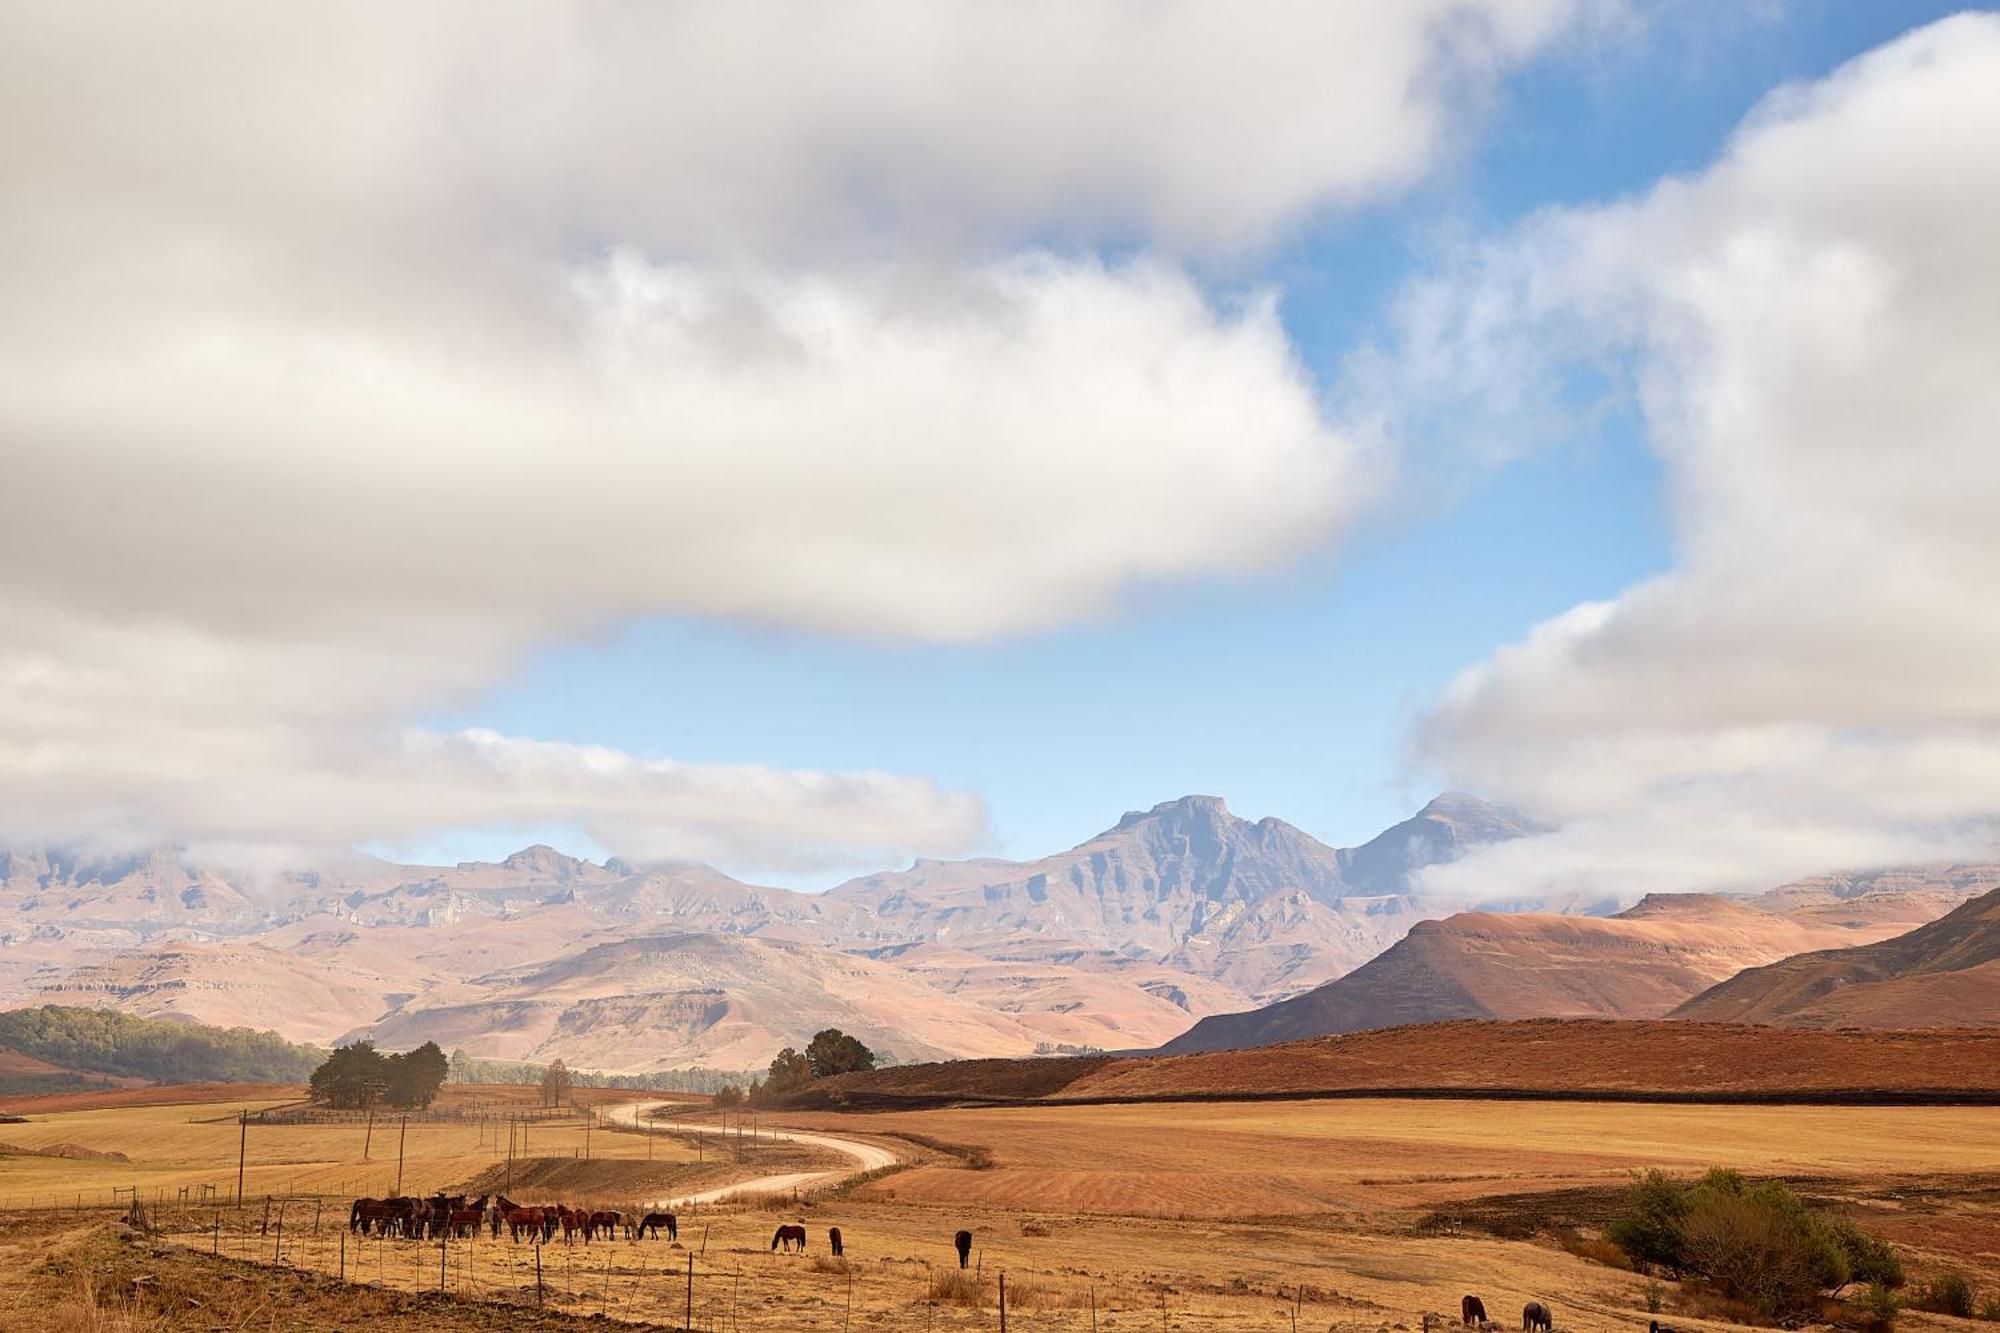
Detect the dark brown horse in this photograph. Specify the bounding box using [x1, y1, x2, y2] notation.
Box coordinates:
[1462, 1295, 1488, 1325]
[586, 1210, 623, 1243]
[1523, 1302, 1553, 1332]
[448, 1194, 489, 1238]
[635, 1211, 678, 1241]
[953, 1229, 973, 1269]
[771, 1224, 807, 1253]
[828, 1226, 843, 1257]
[498, 1194, 547, 1243]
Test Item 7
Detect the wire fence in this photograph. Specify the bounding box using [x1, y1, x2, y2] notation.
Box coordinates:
[111, 1192, 1268, 1330]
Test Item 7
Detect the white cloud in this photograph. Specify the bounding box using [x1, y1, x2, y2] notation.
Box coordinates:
[1402, 13, 2000, 900]
[0, 1, 1575, 864]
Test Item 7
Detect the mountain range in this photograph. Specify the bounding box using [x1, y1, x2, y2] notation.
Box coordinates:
[2, 793, 1988, 1072]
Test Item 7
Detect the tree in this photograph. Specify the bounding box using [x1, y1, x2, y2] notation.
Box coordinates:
[539, 1058, 573, 1108]
[713, 1083, 744, 1108]
[804, 1029, 876, 1078]
[765, 1048, 811, 1094]
[449, 1048, 472, 1084]
[385, 1041, 449, 1109]
[308, 1041, 390, 1109]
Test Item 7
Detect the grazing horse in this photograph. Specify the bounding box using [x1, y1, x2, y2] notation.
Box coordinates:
[1462, 1295, 1488, 1326]
[634, 1212, 678, 1241]
[1522, 1302, 1553, 1332]
[771, 1224, 807, 1253]
[953, 1230, 973, 1269]
[587, 1210, 623, 1243]
[828, 1226, 843, 1257]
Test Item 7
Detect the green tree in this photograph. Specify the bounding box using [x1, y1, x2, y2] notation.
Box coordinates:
[765, 1047, 811, 1094]
[804, 1029, 876, 1078]
[713, 1083, 744, 1108]
[384, 1041, 449, 1109]
[308, 1041, 390, 1108]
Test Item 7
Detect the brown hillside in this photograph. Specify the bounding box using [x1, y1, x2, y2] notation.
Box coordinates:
[792, 1018, 2000, 1108]
[1674, 886, 2000, 1027]
[1157, 892, 1930, 1054]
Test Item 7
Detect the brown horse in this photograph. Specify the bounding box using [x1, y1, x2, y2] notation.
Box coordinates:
[448, 1194, 489, 1238]
[635, 1212, 678, 1241]
[953, 1229, 973, 1269]
[1462, 1295, 1488, 1325]
[771, 1224, 807, 1253]
[1523, 1302, 1553, 1332]
[828, 1226, 843, 1257]
[500, 1196, 546, 1243]
[586, 1210, 623, 1243]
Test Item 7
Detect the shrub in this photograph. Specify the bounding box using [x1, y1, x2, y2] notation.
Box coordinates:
[809, 1255, 851, 1276]
[1829, 1217, 1906, 1291]
[928, 1269, 983, 1307]
[1644, 1281, 1665, 1314]
[1856, 1280, 1904, 1332]
[1979, 1293, 2000, 1322]
[1020, 1219, 1051, 1237]
[1608, 1168, 1694, 1275]
[1919, 1273, 1975, 1319]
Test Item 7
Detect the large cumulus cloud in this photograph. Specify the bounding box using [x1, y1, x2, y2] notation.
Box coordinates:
[1403, 14, 2000, 899]
[0, 1, 1571, 868]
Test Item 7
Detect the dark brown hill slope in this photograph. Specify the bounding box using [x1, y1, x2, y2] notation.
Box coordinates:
[787, 1019, 2000, 1108]
[1673, 886, 2000, 1028]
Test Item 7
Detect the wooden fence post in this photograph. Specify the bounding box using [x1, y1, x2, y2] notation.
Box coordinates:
[999, 1271, 1008, 1333]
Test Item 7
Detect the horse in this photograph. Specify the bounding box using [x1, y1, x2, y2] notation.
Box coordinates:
[587, 1210, 623, 1243]
[954, 1229, 973, 1269]
[634, 1212, 678, 1241]
[382, 1196, 423, 1239]
[1523, 1301, 1553, 1332]
[1462, 1295, 1488, 1326]
[501, 1200, 546, 1243]
[558, 1206, 587, 1244]
[828, 1226, 843, 1257]
[424, 1194, 466, 1240]
[448, 1194, 489, 1239]
[771, 1224, 807, 1253]
[349, 1198, 385, 1234]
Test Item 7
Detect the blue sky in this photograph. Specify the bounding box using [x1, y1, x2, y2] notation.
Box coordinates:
[390, 3, 1979, 882]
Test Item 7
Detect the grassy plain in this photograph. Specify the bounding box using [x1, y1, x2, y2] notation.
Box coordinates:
[4, 1087, 1997, 1332]
[0, 1086, 702, 1210]
[785, 1097, 2000, 1215]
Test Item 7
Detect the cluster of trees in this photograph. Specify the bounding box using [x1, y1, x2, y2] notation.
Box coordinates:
[1609, 1168, 1903, 1321]
[723, 1029, 876, 1107]
[307, 1040, 449, 1109]
[0, 1004, 322, 1085]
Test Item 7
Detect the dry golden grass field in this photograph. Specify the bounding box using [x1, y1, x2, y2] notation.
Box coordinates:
[3, 1087, 1998, 1332]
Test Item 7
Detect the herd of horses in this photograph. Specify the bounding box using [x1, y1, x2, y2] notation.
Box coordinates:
[347, 1192, 678, 1245]
[1441, 1294, 1556, 1332]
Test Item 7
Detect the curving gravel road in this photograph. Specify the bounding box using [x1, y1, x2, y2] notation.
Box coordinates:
[604, 1102, 900, 1209]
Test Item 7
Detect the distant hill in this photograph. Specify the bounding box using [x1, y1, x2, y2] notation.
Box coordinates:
[0, 791, 1548, 1069]
[821, 792, 1540, 1003]
[1673, 886, 2000, 1028]
[1155, 888, 1965, 1055]
[0, 1005, 321, 1088]
[786, 1019, 2000, 1109]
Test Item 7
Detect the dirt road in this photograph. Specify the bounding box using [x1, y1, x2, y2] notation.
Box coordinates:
[605, 1102, 899, 1207]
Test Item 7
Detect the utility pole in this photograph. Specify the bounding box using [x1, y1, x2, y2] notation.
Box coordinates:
[395, 1116, 407, 1196]
[235, 1110, 248, 1206]
[363, 1109, 374, 1161]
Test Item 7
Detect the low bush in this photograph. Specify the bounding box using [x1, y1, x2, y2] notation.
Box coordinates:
[1855, 1280, 1904, 1332]
[1918, 1272, 1975, 1319]
[928, 1269, 984, 1307]
[1979, 1293, 2000, 1322]
[1605, 1167, 1902, 1323]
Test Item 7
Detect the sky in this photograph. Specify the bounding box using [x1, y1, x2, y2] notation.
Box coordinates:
[4, 2, 1998, 895]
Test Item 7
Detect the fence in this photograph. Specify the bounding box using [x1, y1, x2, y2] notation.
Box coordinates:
[113, 1191, 1264, 1330]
